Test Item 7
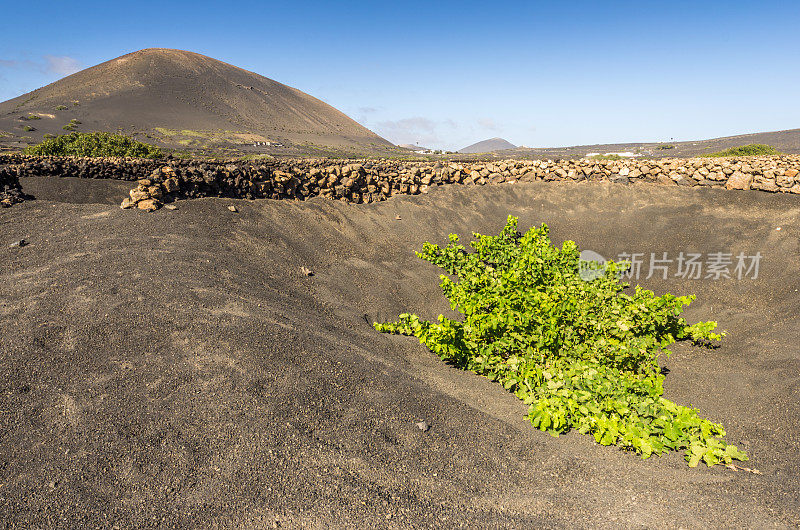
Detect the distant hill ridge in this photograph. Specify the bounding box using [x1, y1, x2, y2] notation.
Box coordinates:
[459, 137, 516, 154]
[0, 48, 391, 150]
[398, 143, 436, 151]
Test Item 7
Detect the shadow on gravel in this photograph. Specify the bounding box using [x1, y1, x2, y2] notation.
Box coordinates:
[19, 176, 132, 205]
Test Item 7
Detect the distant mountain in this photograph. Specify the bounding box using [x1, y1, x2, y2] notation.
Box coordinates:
[503, 128, 800, 159]
[459, 137, 516, 154]
[0, 48, 392, 150]
[398, 143, 428, 150]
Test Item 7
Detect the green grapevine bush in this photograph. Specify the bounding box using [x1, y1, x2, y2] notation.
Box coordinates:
[375, 216, 747, 467]
[25, 132, 162, 159]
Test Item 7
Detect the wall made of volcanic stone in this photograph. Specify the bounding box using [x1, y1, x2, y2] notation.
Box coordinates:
[1, 154, 799, 210]
[0, 163, 26, 207]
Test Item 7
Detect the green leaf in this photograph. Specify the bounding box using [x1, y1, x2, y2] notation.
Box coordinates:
[687, 451, 703, 467]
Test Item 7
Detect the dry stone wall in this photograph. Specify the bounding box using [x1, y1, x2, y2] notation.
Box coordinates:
[0, 164, 26, 207]
[1, 153, 799, 210]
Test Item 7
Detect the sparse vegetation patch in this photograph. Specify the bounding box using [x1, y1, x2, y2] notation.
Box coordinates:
[238, 153, 275, 161]
[375, 217, 748, 467]
[702, 144, 780, 157]
[25, 132, 163, 158]
[589, 154, 624, 160]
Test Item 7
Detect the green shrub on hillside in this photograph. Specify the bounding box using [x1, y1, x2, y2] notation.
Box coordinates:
[24, 132, 163, 158]
[589, 154, 624, 161]
[375, 217, 747, 467]
[702, 144, 780, 157]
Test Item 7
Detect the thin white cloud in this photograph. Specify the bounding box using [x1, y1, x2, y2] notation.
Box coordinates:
[377, 117, 438, 132]
[373, 116, 444, 146]
[43, 55, 81, 76]
[0, 55, 82, 77]
[478, 117, 499, 131]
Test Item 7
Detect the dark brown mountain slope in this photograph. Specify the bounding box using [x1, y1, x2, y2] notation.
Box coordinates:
[0, 48, 392, 151]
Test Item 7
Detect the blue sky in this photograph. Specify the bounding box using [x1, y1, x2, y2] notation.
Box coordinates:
[1, 0, 798, 150]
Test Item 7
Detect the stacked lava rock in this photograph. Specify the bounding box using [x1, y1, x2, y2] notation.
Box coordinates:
[3, 153, 800, 211]
[120, 166, 182, 211]
[0, 162, 26, 208]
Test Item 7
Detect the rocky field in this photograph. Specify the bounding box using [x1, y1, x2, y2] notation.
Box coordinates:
[1, 175, 799, 527]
